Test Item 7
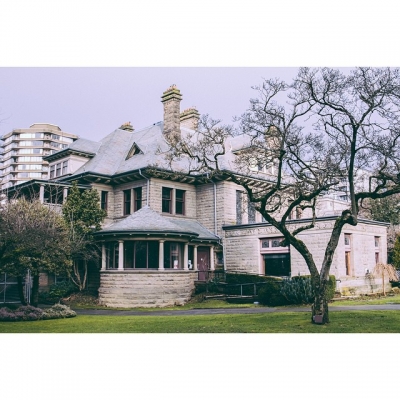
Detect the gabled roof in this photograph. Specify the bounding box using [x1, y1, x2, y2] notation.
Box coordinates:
[44, 138, 101, 162]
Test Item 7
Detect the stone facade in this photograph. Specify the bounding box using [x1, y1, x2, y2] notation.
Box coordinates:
[223, 218, 390, 295]
[98, 270, 197, 307]
[12, 85, 393, 306]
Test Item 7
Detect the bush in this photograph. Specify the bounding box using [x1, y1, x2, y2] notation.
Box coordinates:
[281, 276, 314, 304]
[226, 273, 282, 296]
[42, 304, 76, 319]
[257, 275, 337, 306]
[0, 305, 44, 321]
[39, 280, 77, 303]
[280, 275, 336, 304]
[0, 304, 76, 322]
[226, 273, 274, 285]
[257, 281, 288, 306]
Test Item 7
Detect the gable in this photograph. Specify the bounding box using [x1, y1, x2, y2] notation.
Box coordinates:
[126, 142, 143, 159]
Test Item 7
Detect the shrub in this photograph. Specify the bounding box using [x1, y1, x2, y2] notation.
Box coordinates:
[42, 304, 76, 320]
[39, 280, 77, 303]
[48, 281, 77, 298]
[257, 281, 287, 306]
[0, 304, 76, 322]
[0, 305, 44, 321]
[256, 275, 337, 306]
[226, 273, 274, 285]
[226, 273, 281, 296]
[280, 275, 336, 305]
[281, 276, 314, 304]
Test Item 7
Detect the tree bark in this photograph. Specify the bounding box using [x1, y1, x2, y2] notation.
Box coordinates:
[16, 276, 27, 306]
[311, 279, 329, 324]
[30, 274, 40, 307]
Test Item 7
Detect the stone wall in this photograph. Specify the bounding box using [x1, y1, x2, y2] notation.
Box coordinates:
[150, 178, 197, 218]
[98, 270, 197, 308]
[223, 218, 390, 295]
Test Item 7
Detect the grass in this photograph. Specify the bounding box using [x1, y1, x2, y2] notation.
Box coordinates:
[330, 292, 400, 306]
[1, 310, 400, 333]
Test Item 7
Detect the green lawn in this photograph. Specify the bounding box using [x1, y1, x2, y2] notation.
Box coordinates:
[330, 293, 400, 306]
[1, 310, 400, 333]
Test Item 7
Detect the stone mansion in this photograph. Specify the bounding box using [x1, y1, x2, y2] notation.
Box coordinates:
[3, 86, 390, 307]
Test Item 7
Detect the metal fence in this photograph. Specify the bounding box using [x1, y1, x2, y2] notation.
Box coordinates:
[0, 272, 31, 304]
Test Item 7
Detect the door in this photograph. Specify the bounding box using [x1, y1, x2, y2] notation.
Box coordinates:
[264, 253, 291, 277]
[197, 247, 210, 281]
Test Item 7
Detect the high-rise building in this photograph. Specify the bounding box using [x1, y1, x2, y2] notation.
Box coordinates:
[0, 123, 78, 190]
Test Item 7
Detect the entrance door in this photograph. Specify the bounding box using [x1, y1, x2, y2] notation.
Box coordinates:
[264, 253, 291, 277]
[197, 247, 210, 281]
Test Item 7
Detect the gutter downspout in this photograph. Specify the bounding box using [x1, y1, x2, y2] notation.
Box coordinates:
[213, 181, 217, 235]
[139, 169, 150, 206]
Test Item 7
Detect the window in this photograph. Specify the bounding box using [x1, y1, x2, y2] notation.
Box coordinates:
[374, 236, 380, 264]
[175, 189, 185, 215]
[123, 189, 131, 215]
[101, 191, 108, 212]
[162, 187, 172, 213]
[161, 187, 186, 215]
[248, 200, 255, 223]
[260, 238, 290, 277]
[62, 161, 68, 175]
[344, 234, 352, 275]
[236, 190, 243, 224]
[56, 162, 61, 177]
[50, 165, 55, 179]
[134, 187, 142, 211]
[124, 241, 159, 269]
[20, 133, 43, 139]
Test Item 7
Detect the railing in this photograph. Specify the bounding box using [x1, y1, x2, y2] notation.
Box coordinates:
[207, 281, 272, 297]
[197, 270, 225, 282]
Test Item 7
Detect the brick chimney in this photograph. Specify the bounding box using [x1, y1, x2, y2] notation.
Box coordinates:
[161, 85, 182, 141]
[180, 107, 200, 131]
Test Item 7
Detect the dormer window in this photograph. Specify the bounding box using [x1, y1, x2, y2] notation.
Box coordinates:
[49, 160, 68, 179]
[126, 142, 143, 159]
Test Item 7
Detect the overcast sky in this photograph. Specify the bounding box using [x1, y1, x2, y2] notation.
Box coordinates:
[0, 67, 301, 140]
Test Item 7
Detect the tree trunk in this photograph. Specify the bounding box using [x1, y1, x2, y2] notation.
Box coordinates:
[312, 288, 330, 324]
[16, 276, 27, 305]
[30, 274, 40, 307]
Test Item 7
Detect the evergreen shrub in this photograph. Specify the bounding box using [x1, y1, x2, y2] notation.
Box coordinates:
[257, 280, 287, 306]
[0, 304, 76, 322]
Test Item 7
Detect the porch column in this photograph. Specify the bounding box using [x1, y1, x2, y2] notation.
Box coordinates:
[63, 187, 68, 203]
[118, 240, 124, 270]
[193, 245, 198, 271]
[210, 246, 215, 271]
[158, 240, 165, 270]
[101, 244, 106, 271]
[183, 243, 189, 270]
[39, 184, 45, 204]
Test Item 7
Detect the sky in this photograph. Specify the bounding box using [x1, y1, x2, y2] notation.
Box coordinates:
[0, 67, 301, 139]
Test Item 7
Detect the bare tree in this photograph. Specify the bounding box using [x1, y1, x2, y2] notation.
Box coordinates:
[166, 67, 400, 324]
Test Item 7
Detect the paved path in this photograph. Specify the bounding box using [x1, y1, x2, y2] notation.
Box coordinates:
[74, 304, 400, 317]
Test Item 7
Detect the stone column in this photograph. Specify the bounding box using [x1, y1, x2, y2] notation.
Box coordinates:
[210, 246, 215, 271]
[39, 184, 45, 204]
[118, 240, 124, 270]
[63, 187, 68, 203]
[193, 245, 198, 271]
[158, 240, 165, 270]
[101, 244, 106, 271]
[183, 243, 189, 270]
